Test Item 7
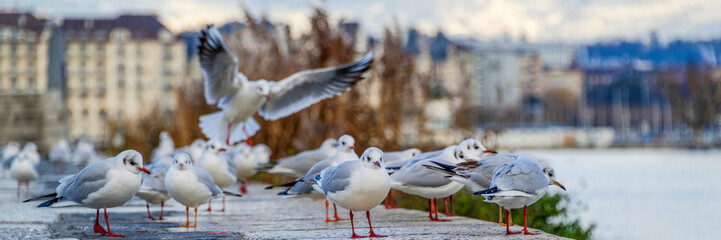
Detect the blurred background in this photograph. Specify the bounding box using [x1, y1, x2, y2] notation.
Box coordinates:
[1, 0, 720, 239]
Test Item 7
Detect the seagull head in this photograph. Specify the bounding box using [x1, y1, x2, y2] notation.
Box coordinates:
[453, 148, 468, 162]
[119, 150, 150, 174]
[361, 147, 384, 169]
[337, 135, 355, 153]
[321, 138, 338, 152]
[252, 144, 272, 164]
[542, 165, 566, 191]
[458, 139, 493, 160]
[255, 80, 271, 100]
[407, 148, 421, 158]
[23, 142, 38, 153]
[205, 140, 226, 154]
[173, 153, 193, 170]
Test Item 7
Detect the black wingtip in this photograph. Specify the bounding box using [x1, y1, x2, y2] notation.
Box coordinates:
[24, 192, 57, 203]
[222, 191, 243, 197]
[37, 197, 61, 208]
[430, 161, 457, 170]
[473, 187, 500, 195]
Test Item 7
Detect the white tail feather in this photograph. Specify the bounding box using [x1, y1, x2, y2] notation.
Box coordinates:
[199, 111, 261, 145]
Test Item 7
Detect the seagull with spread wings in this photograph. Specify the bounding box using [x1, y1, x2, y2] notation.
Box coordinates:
[197, 26, 374, 145]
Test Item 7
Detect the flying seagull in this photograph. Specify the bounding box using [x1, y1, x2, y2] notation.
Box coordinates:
[197, 26, 374, 146]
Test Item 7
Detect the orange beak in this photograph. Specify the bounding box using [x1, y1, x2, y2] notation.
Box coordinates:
[483, 150, 497, 154]
[219, 148, 227, 152]
[138, 167, 150, 174]
[264, 94, 269, 99]
[349, 145, 355, 150]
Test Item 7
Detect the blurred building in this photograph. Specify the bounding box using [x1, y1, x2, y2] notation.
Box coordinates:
[0, 12, 63, 150]
[62, 15, 186, 141]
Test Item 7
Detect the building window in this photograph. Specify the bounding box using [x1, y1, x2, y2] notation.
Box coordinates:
[99, 110, 107, 121]
[10, 43, 16, 56]
[136, 80, 142, 91]
[118, 45, 125, 56]
[79, 44, 86, 55]
[117, 64, 124, 72]
[28, 77, 35, 88]
[136, 46, 142, 57]
[118, 78, 125, 88]
[10, 77, 17, 89]
[27, 45, 34, 55]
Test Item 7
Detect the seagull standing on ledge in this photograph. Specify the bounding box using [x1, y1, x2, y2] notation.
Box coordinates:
[268, 138, 337, 178]
[27, 150, 149, 237]
[312, 147, 390, 238]
[474, 153, 565, 235]
[197, 26, 374, 146]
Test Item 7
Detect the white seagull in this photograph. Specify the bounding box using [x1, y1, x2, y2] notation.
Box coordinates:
[270, 135, 358, 222]
[474, 153, 565, 235]
[151, 131, 175, 161]
[384, 139, 494, 210]
[268, 138, 337, 177]
[10, 151, 38, 198]
[29, 150, 149, 237]
[424, 153, 565, 226]
[1, 141, 20, 178]
[49, 140, 72, 173]
[382, 148, 421, 163]
[196, 140, 237, 212]
[172, 139, 205, 164]
[72, 140, 98, 167]
[388, 146, 473, 221]
[164, 153, 240, 228]
[136, 163, 172, 220]
[230, 144, 255, 194]
[197, 26, 374, 146]
[312, 147, 390, 238]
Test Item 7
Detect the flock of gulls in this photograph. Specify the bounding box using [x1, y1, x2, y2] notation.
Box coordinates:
[0, 26, 566, 238]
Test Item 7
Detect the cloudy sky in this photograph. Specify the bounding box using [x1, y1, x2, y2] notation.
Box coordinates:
[6, 0, 721, 43]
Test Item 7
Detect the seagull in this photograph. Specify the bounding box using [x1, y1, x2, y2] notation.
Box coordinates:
[268, 135, 357, 222]
[230, 144, 255, 194]
[10, 151, 38, 198]
[474, 153, 566, 235]
[136, 162, 172, 220]
[382, 148, 421, 163]
[3, 142, 40, 174]
[151, 131, 175, 161]
[424, 153, 564, 226]
[268, 138, 337, 177]
[164, 153, 241, 228]
[49, 140, 72, 174]
[252, 144, 272, 166]
[1, 141, 20, 178]
[388, 146, 474, 221]
[384, 139, 494, 211]
[172, 139, 205, 164]
[196, 140, 237, 212]
[28, 150, 149, 237]
[72, 140, 98, 167]
[197, 26, 374, 146]
[312, 147, 390, 238]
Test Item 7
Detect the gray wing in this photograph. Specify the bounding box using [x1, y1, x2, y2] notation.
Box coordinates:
[476, 154, 517, 184]
[198, 26, 244, 105]
[317, 161, 357, 194]
[2, 154, 17, 169]
[59, 158, 114, 203]
[391, 159, 453, 188]
[141, 164, 170, 192]
[383, 149, 419, 162]
[193, 166, 223, 196]
[222, 152, 237, 177]
[258, 51, 374, 120]
[490, 160, 548, 194]
[275, 150, 326, 172]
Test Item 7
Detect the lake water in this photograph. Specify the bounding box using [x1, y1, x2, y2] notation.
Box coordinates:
[526, 148, 721, 240]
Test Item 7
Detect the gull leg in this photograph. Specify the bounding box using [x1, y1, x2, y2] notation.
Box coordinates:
[325, 199, 335, 222]
[240, 179, 248, 194]
[216, 196, 226, 212]
[205, 199, 212, 211]
[192, 207, 198, 228]
[350, 211, 365, 238]
[506, 209, 520, 234]
[16, 182, 20, 198]
[366, 211, 386, 237]
[104, 209, 125, 237]
[93, 209, 108, 235]
[498, 206, 506, 226]
[443, 197, 449, 215]
[146, 203, 156, 220]
[159, 202, 164, 220]
[178, 207, 190, 227]
[522, 206, 539, 235]
[25, 182, 30, 198]
[243, 123, 253, 146]
[226, 123, 232, 146]
[430, 198, 450, 222]
[333, 203, 347, 221]
[427, 199, 433, 220]
[385, 190, 398, 209]
[448, 195, 456, 216]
